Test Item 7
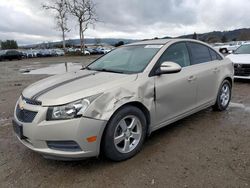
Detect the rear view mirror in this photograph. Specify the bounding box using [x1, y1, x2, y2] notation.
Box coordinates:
[156, 61, 182, 75]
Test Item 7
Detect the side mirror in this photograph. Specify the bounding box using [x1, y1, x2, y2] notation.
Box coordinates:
[156, 61, 182, 75]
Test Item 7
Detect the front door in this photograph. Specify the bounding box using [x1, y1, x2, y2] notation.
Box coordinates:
[154, 42, 197, 126]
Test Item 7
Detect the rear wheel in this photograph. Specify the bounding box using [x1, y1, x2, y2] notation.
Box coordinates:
[103, 106, 147, 161]
[213, 80, 231, 111]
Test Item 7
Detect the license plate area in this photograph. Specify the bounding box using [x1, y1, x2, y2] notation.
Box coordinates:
[12, 120, 25, 139]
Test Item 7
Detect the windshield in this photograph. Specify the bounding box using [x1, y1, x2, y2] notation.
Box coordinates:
[234, 44, 250, 54]
[87, 45, 162, 74]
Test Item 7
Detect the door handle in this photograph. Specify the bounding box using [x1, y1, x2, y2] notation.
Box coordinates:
[188, 75, 196, 82]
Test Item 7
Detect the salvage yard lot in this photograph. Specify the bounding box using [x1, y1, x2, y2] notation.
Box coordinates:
[0, 56, 250, 187]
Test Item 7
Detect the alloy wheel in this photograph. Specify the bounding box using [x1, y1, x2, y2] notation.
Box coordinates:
[114, 115, 142, 153]
[220, 83, 230, 107]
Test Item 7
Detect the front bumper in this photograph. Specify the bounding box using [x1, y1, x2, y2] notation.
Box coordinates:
[13, 99, 107, 160]
[234, 63, 250, 79]
[234, 75, 250, 80]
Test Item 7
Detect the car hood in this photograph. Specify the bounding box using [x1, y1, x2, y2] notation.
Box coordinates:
[22, 70, 137, 106]
[227, 54, 250, 64]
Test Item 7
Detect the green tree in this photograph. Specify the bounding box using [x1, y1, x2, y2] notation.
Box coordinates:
[1, 40, 18, 49]
[114, 41, 124, 47]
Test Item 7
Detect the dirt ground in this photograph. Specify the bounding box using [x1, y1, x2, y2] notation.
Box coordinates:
[0, 56, 250, 188]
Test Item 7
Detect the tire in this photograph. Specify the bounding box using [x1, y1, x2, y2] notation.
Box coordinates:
[221, 48, 228, 54]
[213, 80, 232, 111]
[103, 105, 147, 161]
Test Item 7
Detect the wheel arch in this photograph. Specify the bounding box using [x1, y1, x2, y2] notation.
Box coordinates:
[224, 76, 233, 86]
[106, 101, 151, 134]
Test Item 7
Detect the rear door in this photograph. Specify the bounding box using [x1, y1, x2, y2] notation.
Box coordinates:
[187, 42, 222, 107]
[154, 42, 197, 126]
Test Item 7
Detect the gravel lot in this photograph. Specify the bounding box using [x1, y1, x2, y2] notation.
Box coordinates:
[0, 56, 250, 188]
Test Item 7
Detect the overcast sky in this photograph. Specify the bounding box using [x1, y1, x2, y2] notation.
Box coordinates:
[0, 0, 250, 45]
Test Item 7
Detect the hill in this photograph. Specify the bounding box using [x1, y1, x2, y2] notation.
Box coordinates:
[21, 28, 250, 49]
[168, 28, 250, 43]
[22, 38, 138, 49]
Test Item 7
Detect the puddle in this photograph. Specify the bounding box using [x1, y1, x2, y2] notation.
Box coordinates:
[21, 63, 83, 75]
[229, 102, 250, 112]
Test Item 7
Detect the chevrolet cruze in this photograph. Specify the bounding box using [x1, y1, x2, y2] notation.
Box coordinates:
[13, 39, 234, 161]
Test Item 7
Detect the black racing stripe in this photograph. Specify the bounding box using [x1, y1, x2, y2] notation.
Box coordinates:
[31, 72, 99, 100]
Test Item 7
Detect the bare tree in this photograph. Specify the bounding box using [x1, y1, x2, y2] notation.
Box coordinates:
[67, 0, 97, 53]
[42, 0, 70, 51]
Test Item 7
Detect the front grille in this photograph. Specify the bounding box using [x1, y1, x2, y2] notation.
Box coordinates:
[22, 95, 42, 106]
[234, 64, 250, 76]
[16, 105, 37, 123]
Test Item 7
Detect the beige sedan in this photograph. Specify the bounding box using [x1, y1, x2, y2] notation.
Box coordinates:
[13, 39, 233, 161]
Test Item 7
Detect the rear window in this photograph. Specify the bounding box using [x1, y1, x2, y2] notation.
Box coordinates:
[209, 48, 222, 61]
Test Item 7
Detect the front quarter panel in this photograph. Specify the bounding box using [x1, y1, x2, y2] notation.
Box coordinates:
[220, 58, 234, 83]
[84, 74, 155, 122]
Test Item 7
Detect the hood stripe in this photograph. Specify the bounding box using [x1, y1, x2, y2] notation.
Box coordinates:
[31, 71, 99, 100]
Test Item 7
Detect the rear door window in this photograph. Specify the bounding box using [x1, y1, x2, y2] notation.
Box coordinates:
[187, 42, 212, 65]
[209, 48, 222, 61]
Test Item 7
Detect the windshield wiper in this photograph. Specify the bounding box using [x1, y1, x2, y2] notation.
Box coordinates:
[93, 68, 125, 74]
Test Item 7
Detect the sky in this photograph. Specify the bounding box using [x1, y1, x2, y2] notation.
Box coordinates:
[0, 0, 250, 45]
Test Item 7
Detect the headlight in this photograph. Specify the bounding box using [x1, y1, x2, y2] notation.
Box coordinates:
[47, 94, 100, 121]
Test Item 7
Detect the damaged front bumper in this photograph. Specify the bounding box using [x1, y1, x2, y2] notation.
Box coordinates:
[13, 101, 107, 160]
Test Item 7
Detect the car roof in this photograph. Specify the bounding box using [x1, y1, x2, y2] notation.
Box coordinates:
[125, 38, 204, 46]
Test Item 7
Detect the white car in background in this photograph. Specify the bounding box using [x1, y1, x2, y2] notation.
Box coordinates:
[214, 41, 245, 54]
[67, 48, 90, 55]
[227, 43, 250, 79]
[84, 50, 90, 55]
[53, 49, 65, 56]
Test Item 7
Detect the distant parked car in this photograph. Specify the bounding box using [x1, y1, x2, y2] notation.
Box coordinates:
[23, 50, 38, 58]
[85, 48, 96, 54]
[98, 47, 111, 54]
[53, 49, 65, 56]
[0, 50, 5, 61]
[227, 42, 250, 79]
[84, 50, 90, 55]
[0, 50, 22, 61]
[93, 48, 105, 54]
[214, 41, 245, 54]
[37, 49, 52, 57]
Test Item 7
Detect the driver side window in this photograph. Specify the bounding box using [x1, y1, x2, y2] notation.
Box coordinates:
[158, 42, 190, 67]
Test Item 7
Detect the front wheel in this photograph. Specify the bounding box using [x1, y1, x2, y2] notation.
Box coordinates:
[102, 106, 147, 161]
[213, 80, 232, 111]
